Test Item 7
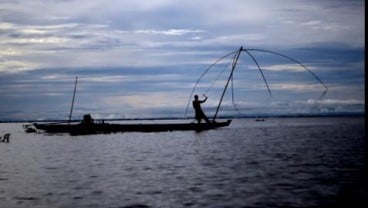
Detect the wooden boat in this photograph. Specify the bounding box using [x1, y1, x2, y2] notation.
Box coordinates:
[26, 73, 233, 135]
[32, 119, 232, 135]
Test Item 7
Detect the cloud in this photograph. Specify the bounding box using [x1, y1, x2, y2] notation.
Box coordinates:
[104, 92, 185, 108]
[257, 64, 315, 72]
[134, 29, 205, 36]
[305, 99, 364, 105]
[269, 83, 326, 92]
[296, 98, 365, 113]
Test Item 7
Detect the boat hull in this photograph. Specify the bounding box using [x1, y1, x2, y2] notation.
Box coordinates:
[32, 120, 232, 135]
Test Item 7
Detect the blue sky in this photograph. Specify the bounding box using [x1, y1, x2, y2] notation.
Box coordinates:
[0, 0, 365, 121]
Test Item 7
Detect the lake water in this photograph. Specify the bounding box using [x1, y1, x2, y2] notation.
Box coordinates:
[0, 117, 366, 208]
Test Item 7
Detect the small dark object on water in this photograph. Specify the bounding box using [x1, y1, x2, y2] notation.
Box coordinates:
[25, 127, 37, 133]
[0, 133, 10, 143]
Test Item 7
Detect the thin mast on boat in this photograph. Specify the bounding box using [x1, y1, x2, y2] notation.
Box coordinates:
[68, 76, 78, 124]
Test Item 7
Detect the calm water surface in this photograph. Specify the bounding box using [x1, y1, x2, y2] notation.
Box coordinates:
[0, 117, 366, 208]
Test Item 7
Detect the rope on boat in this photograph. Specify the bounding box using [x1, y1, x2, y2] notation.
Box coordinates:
[241, 48, 273, 97]
[204, 60, 232, 95]
[245, 48, 328, 97]
[230, 69, 242, 115]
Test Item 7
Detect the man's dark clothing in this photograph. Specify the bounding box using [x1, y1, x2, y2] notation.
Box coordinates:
[193, 98, 210, 123]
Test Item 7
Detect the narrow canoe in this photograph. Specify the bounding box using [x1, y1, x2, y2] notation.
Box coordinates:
[32, 120, 232, 135]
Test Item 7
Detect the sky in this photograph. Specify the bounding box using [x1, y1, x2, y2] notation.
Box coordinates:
[0, 0, 365, 121]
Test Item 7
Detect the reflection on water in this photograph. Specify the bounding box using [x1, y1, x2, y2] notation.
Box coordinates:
[0, 117, 366, 207]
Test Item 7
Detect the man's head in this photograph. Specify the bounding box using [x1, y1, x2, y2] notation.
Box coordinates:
[194, 95, 198, 100]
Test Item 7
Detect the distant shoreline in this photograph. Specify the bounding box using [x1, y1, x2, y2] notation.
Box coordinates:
[0, 112, 364, 123]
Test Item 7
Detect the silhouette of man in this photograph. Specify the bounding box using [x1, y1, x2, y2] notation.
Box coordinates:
[193, 94, 211, 124]
[81, 114, 94, 125]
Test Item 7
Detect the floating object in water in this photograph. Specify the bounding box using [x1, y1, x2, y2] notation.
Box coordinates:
[0, 133, 10, 143]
